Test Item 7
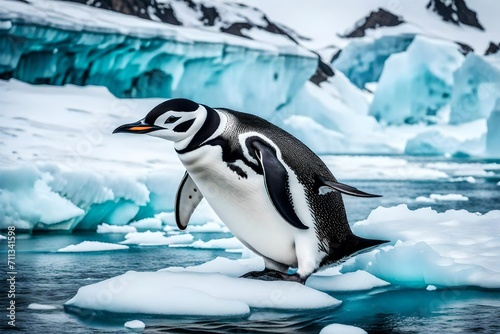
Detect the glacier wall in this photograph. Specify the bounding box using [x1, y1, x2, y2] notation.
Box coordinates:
[0, 21, 316, 119]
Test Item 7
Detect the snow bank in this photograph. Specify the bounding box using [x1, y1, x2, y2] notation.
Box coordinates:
[65, 271, 341, 318]
[348, 205, 500, 288]
[96, 223, 137, 234]
[57, 241, 129, 252]
[320, 324, 367, 334]
[120, 231, 193, 246]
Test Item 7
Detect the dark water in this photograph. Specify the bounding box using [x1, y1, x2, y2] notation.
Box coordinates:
[1, 158, 499, 333]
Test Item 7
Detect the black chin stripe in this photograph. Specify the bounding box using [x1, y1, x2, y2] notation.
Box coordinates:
[176, 106, 220, 154]
[173, 119, 195, 133]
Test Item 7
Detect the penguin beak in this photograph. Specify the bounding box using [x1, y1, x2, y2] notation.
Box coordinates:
[113, 120, 161, 134]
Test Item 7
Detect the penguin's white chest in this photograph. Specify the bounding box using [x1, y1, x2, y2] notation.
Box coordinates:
[178, 144, 311, 266]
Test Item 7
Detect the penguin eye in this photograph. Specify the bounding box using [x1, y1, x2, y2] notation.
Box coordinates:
[164, 116, 181, 124]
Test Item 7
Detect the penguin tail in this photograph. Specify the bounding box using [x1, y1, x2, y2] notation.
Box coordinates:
[347, 234, 389, 257]
[328, 234, 389, 264]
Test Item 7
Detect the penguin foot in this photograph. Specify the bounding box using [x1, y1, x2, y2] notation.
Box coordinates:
[240, 269, 305, 284]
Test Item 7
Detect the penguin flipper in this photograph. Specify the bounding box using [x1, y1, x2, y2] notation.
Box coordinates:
[252, 140, 308, 230]
[319, 178, 381, 198]
[175, 172, 204, 230]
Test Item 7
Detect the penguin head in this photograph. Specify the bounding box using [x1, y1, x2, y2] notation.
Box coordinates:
[113, 98, 205, 141]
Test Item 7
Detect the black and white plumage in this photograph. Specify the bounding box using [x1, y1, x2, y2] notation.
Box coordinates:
[113, 98, 387, 283]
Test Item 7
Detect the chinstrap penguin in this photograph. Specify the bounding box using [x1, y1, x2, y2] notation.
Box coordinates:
[113, 98, 387, 284]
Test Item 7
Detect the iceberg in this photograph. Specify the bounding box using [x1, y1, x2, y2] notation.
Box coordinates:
[450, 54, 500, 124]
[332, 34, 415, 89]
[369, 36, 464, 124]
[485, 99, 500, 157]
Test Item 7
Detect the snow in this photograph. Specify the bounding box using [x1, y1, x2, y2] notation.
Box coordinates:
[96, 223, 137, 234]
[57, 241, 129, 252]
[65, 271, 341, 317]
[124, 320, 145, 330]
[320, 324, 367, 334]
[120, 231, 194, 246]
[415, 193, 469, 202]
[27, 303, 57, 310]
[348, 205, 500, 288]
[130, 218, 163, 230]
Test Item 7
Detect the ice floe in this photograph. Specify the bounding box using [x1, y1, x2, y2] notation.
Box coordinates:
[173, 237, 243, 251]
[27, 303, 57, 310]
[320, 323, 367, 334]
[57, 241, 128, 252]
[65, 271, 341, 318]
[349, 205, 500, 288]
[96, 223, 137, 234]
[415, 193, 469, 203]
[124, 320, 145, 330]
[129, 218, 163, 230]
[120, 231, 193, 246]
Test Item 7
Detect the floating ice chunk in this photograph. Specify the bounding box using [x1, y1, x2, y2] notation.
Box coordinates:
[426, 285, 437, 291]
[65, 271, 341, 318]
[181, 237, 243, 250]
[0, 234, 6, 240]
[96, 223, 137, 234]
[320, 323, 367, 334]
[450, 176, 476, 183]
[497, 181, 500, 186]
[57, 241, 128, 252]
[307, 270, 389, 292]
[349, 205, 500, 288]
[186, 222, 229, 233]
[28, 303, 57, 310]
[124, 320, 145, 330]
[416, 193, 469, 202]
[120, 231, 193, 246]
[155, 212, 176, 226]
[130, 218, 162, 230]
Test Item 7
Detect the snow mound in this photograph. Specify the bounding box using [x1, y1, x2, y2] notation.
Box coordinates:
[120, 231, 193, 246]
[348, 205, 500, 288]
[96, 223, 137, 234]
[57, 241, 128, 253]
[27, 303, 57, 310]
[65, 271, 341, 318]
[320, 323, 367, 334]
[415, 193, 469, 202]
[124, 320, 145, 330]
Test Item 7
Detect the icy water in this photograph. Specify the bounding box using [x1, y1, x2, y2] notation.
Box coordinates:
[1, 157, 500, 333]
